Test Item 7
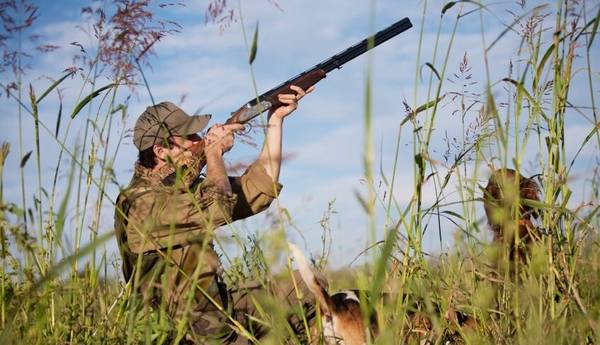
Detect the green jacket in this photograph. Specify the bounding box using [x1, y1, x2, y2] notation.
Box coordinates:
[114, 162, 282, 286]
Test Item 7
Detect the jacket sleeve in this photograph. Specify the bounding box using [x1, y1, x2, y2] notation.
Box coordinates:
[229, 162, 283, 221]
[124, 181, 238, 254]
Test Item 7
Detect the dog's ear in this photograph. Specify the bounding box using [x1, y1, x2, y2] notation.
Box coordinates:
[289, 243, 332, 317]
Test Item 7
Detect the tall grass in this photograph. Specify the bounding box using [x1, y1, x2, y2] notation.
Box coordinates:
[1, 0, 599, 344]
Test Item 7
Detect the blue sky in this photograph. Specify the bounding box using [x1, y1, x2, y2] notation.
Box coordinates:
[1, 0, 598, 271]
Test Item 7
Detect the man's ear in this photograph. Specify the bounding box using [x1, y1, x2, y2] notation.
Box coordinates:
[153, 144, 167, 161]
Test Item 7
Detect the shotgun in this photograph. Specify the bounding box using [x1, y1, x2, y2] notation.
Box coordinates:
[165, 17, 412, 185]
[225, 17, 413, 124]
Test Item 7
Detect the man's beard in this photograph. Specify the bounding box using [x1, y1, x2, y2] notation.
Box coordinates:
[134, 151, 205, 188]
[159, 151, 205, 188]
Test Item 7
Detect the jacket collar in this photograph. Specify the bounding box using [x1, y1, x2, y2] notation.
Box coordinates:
[132, 153, 204, 188]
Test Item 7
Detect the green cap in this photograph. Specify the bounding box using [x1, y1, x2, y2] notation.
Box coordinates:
[133, 101, 211, 151]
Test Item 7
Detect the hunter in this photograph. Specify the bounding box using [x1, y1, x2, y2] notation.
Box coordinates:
[114, 85, 315, 343]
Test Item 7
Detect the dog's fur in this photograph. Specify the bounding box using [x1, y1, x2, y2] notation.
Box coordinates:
[289, 243, 368, 345]
[483, 168, 541, 260]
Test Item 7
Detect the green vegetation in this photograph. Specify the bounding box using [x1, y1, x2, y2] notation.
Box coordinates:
[1, 0, 599, 344]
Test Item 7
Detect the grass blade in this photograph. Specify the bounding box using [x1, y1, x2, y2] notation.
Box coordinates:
[503, 78, 549, 121]
[421, 62, 441, 81]
[34, 230, 115, 290]
[535, 43, 555, 89]
[442, 0, 484, 15]
[70, 83, 116, 119]
[20, 151, 32, 168]
[567, 125, 599, 174]
[587, 6, 600, 50]
[55, 97, 63, 137]
[55, 156, 76, 247]
[36, 71, 73, 105]
[401, 95, 446, 126]
[249, 22, 259, 64]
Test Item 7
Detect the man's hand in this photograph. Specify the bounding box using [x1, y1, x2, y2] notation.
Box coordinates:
[204, 123, 245, 155]
[268, 85, 314, 121]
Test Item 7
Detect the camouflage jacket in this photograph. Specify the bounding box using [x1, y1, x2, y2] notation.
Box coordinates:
[114, 161, 282, 283]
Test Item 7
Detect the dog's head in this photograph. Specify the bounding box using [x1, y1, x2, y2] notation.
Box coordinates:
[483, 168, 541, 239]
[289, 244, 368, 345]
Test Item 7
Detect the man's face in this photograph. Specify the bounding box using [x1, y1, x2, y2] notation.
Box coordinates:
[156, 133, 203, 166]
[171, 133, 202, 151]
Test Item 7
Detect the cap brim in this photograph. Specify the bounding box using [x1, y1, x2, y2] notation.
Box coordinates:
[178, 114, 211, 135]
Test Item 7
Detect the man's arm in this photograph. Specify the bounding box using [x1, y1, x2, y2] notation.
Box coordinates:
[203, 123, 244, 194]
[205, 145, 231, 195]
[257, 85, 313, 182]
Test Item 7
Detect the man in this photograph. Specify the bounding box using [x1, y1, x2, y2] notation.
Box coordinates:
[115, 85, 315, 343]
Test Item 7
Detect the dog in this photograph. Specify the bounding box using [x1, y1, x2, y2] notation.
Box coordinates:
[285, 169, 540, 344]
[483, 168, 542, 260]
[288, 244, 476, 345]
[289, 243, 368, 345]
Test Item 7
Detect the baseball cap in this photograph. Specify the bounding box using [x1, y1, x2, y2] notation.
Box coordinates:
[133, 101, 211, 151]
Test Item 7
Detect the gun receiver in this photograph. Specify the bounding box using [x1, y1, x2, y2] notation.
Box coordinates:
[225, 17, 413, 124]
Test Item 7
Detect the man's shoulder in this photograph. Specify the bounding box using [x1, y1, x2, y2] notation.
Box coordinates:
[117, 180, 172, 222]
[120, 179, 153, 199]
[117, 178, 169, 209]
[120, 177, 201, 210]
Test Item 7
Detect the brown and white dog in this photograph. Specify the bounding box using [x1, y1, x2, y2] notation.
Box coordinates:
[288, 244, 468, 344]
[289, 243, 370, 345]
[289, 245, 482, 344]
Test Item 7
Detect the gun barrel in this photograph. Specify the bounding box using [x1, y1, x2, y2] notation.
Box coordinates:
[318, 17, 413, 73]
[258, 17, 412, 102]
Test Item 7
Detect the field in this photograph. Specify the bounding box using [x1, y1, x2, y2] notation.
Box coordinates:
[1, 0, 599, 344]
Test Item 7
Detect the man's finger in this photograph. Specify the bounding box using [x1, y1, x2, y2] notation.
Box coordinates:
[223, 123, 245, 132]
[277, 96, 297, 105]
[278, 94, 297, 101]
[289, 85, 306, 97]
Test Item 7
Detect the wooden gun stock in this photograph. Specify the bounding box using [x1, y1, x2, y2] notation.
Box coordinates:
[226, 69, 326, 125]
[262, 69, 326, 110]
